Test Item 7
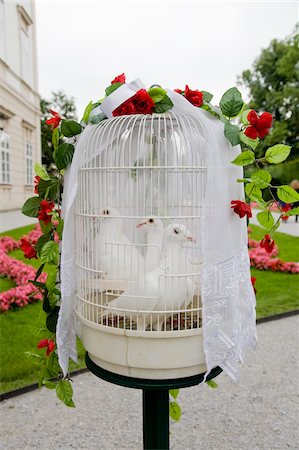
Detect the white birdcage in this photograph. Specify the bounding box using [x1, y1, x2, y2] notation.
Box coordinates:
[58, 101, 256, 383]
[73, 113, 208, 378]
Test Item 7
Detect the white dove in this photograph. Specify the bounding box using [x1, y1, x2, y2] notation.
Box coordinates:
[136, 217, 164, 271]
[94, 207, 145, 282]
[104, 223, 196, 331]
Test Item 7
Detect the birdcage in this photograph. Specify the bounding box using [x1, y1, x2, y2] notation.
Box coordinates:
[73, 112, 209, 379]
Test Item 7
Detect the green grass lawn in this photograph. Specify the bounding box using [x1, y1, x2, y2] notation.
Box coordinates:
[0, 225, 85, 393]
[0, 223, 298, 394]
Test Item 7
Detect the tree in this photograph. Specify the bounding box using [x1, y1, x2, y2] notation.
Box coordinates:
[237, 26, 299, 184]
[41, 90, 77, 172]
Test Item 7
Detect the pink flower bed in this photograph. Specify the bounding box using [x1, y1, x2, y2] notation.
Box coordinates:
[0, 225, 47, 311]
[248, 237, 299, 274]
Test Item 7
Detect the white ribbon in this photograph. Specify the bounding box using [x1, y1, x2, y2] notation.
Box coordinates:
[90, 78, 146, 119]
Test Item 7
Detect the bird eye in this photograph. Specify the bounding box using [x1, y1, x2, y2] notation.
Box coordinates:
[149, 218, 154, 223]
[103, 209, 110, 215]
[174, 227, 180, 234]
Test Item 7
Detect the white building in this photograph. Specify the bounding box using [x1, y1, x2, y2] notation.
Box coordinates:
[0, 0, 40, 232]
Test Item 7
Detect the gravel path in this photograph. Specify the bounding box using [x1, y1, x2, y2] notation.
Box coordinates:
[1, 316, 299, 450]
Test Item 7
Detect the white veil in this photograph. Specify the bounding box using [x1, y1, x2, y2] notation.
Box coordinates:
[57, 89, 257, 380]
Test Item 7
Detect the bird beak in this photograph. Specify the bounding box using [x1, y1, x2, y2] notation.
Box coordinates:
[136, 222, 147, 229]
[186, 233, 196, 243]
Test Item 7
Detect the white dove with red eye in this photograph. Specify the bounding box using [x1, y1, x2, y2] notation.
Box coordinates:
[94, 207, 144, 282]
[136, 217, 164, 271]
[105, 223, 196, 331]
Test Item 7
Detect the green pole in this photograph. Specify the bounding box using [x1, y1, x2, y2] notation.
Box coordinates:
[142, 389, 169, 450]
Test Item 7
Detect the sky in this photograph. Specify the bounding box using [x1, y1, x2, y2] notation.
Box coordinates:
[35, 1, 298, 117]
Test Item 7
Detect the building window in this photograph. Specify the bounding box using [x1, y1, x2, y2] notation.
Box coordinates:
[24, 128, 33, 185]
[0, 131, 10, 184]
[0, 0, 4, 60]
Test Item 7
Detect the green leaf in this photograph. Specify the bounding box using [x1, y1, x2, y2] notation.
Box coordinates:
[269, 219, 281, 234]
[169, 389, 179, 399]
[29, 280, 46, 289]
[265, 144, 291, 164]
[36, 234, 51, 255]
[257, 210, 275, 229]
[105, 82, 123, 96]
[88, 113, 107, 124]
[219, 87, 244, 118]
[240, 109, 252, 125]
[22, 197, 41, 218]
[46, 306, 60, 333]
[202, 90, 213, 102]
[148, 87, 167, 103]
[29, 326, 51, 339]
[245, 183, 263, 202]
[61, 120, 82, 137]
[251, 170, 272, 189]
[38, 177, 59, 201]
[237, 178, 252, 183]
[153, 95, 173, 113]
[277, 185, 299, 203]
[46, 267, 58, 291]
[285, 207, 299, 216]
[56, 218, 64, 240]
[40, 241, 59, 264]
[34, 163, 50, 181]
[24, 351, 44, 365]
[224, 122, 240, 146]
[48, 290, 60, 309]
[206, 379, 218, 389]
[231, 150, 255, 166]
[56, 380, 75, 407]
[34, 263, 45, 281]
[40, 221, 52, 235]
[52, 127, 59, 152]
[43, 381, 57, 390]
[169, 402, 181, 421]
[55, 143, 74, 170]
[43, 296, 52, 313]
[82, 101, 93, 123]
[239, 132, 259, 150]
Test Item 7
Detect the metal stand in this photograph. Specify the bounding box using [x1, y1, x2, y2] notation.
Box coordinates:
[85, 352, 222, 450]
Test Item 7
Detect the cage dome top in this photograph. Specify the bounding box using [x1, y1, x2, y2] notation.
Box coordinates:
[53, 74, 258, 382]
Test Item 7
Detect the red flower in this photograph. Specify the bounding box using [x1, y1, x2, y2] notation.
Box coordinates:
[37, 338, 55, 356]
[112, 89, 155, 117]
[251, 276, 257, 294]
[132, 89, 155, 114]
[45, 109, 62, 129]
[111, 73, 126, 84]
[34, 176, 41, 194]
[174, 88, 183, 94]
[260, 234, 275, 254]
[231, 200, 252, 219]
[38, 200, 54, 224]
[244, 110, 273, 140]
[20, 238, 37, 259]
[184, 85, 204, 107]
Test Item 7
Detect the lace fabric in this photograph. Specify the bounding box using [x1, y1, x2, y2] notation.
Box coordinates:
[57, 89, 257, 379]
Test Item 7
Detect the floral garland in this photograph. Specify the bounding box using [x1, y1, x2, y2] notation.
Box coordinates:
[19, 73, 298, 408]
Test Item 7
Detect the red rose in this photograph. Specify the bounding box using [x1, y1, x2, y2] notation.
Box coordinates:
[245, 110, 273, 140]
[230, 200, 252, 219]
[174, 89, 183, 94]
[184, 85, 203, 107]
[112, 89, 154, 117]
[46, 109, 61, 129]
[34, 176, 41, 194]
[251, 276, 257, 294]
[260, 234, 275, 254]
[112, 99, 136, 117]
[132, 89, 155, 114]
[111, 73, 126, 84]
[38, 200, 54, 224]
[20, 238, 37, 259]
[37, 338, 55, 356]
